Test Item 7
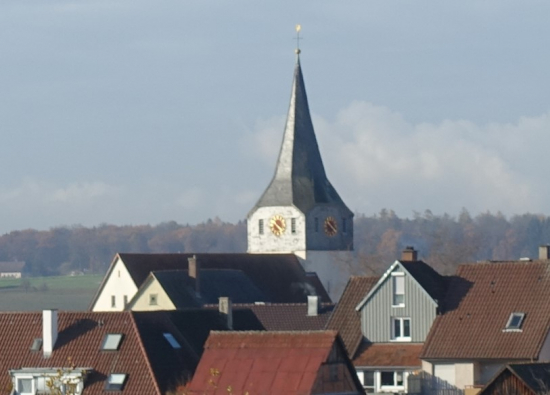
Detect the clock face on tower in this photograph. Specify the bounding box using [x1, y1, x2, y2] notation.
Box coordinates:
[324, 216, 338, 237]
[270, 215, 286, 236]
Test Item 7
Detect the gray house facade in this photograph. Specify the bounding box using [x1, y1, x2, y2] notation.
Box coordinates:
[351, 248, 447, 393]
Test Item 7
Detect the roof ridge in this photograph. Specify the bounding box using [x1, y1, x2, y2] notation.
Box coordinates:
[128, 311, 162, 395]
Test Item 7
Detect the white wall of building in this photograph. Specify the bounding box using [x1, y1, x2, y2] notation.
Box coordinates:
[91, 258, 138, 312]
[129, 279, 176, 311]
[248, 206, 305, 253]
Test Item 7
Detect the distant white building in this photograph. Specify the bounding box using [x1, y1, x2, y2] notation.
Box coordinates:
[0, 261, 25, 278]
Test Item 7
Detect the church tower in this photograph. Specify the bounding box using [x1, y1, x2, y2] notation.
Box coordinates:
[247, 41, 355, 300]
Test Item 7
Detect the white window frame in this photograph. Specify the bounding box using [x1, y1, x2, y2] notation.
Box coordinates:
[391, 317, 411, 341]
[357, 370, 376, 392]
[392, 272, 405, 307]
[378, 370, 407, 392]
[504, 312, 525, 331]
[16, 376, 34, 395]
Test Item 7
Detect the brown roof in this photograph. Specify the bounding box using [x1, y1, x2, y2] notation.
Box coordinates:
[231, 303, 335, 331]
[326, 276, 379, 357]
[92, 253, 330, 307]
[353, 343, 423, 368]
[0, 261, 25, 272]
[0, 310, 223, 394]
[186, 331, 360, 395]
[422, 261, 550, 360]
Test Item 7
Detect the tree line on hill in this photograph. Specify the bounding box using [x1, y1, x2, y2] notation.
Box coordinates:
[1, 209, 549, 276]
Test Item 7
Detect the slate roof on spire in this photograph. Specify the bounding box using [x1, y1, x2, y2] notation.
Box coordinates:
[251, 56, 352, 215]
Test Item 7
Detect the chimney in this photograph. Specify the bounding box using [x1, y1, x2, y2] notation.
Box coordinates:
[188, 255, 199, 295]
[540, 245, 550, 260]
[219, 297, 233, 330]
[43, 309, 58, 358]
[401, 246, 418, 262]
[307, 295, 320, 316]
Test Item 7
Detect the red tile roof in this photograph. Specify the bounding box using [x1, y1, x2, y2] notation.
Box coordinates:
[186, 331, 359, 395]
[422, 261, 550, 360]
[0, 310, 217, 394]
[353, 343, 423, 368]
[326, 276, 379, 357]
[0, 311, 161, 394]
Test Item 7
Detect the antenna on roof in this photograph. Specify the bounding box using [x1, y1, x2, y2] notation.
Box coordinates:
[294, 24, 302, 55]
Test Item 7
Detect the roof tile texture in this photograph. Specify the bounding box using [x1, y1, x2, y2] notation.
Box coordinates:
[353, 343, 423, 367]
[186, 331, 339, 395]
[422, 261, 550, 360]
[0, 311, 161, 394]
[326, 276, 379, 357]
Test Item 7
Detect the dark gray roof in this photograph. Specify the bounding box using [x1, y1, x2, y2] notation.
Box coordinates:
[153, 269, 268, 307]
[90, 253, 331, 308]
[249, 56, 352, 216]
[0, 261, 25, 273]
[400, 261, 448, 305]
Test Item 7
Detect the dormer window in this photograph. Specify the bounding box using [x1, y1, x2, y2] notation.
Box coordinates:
[392, 273, 405, 307]
[505, 312, 525, 331]
[101, 334, 123, 351]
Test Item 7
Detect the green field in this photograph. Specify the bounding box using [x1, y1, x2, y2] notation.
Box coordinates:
[0, 275, 103, 311]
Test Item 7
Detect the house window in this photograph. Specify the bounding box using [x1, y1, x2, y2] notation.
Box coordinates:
[392, 273, 405, 306]
[357, 370, 375, 392]
[392, 317, 411, 341]
[259, 219, 264, 235]
[149, 294, 158, 306]
[111, 295, 116, 308]
[291, 218, 297, 234]
[17, 378, 33, 394]
[105, 373, 127, 391]
[505, 312, 525, 331]
[314, 217, 319, 232]
[380, 371, 404, 388]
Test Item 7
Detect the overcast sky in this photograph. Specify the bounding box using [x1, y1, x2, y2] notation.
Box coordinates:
[2, 1, 550, 234]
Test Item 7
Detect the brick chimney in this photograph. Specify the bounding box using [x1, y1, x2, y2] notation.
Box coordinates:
[307, 295, 320, 316]
[401, 246, 418, 262]
[188, 255, 199, 295]
[540, 245, 550, 260]
[219, 297, 233, 330]
[43, 309, 58, 358]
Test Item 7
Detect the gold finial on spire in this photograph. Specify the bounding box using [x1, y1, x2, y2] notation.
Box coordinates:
[295, 24, 302, 55]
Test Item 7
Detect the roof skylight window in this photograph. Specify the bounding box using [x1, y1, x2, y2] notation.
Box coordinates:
[30, 338, 42, 352]
[105, 373, 127, 391]
[505, 312, 525, 331]
[101, 334, 123, 351]
[163, 333, 181, 349]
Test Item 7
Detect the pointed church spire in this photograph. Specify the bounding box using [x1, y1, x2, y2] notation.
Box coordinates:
[251, 49, 351, 215]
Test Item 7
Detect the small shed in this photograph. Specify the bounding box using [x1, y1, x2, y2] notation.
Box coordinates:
[480, 363, 550, 395]
[0, 262, 25, 278]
